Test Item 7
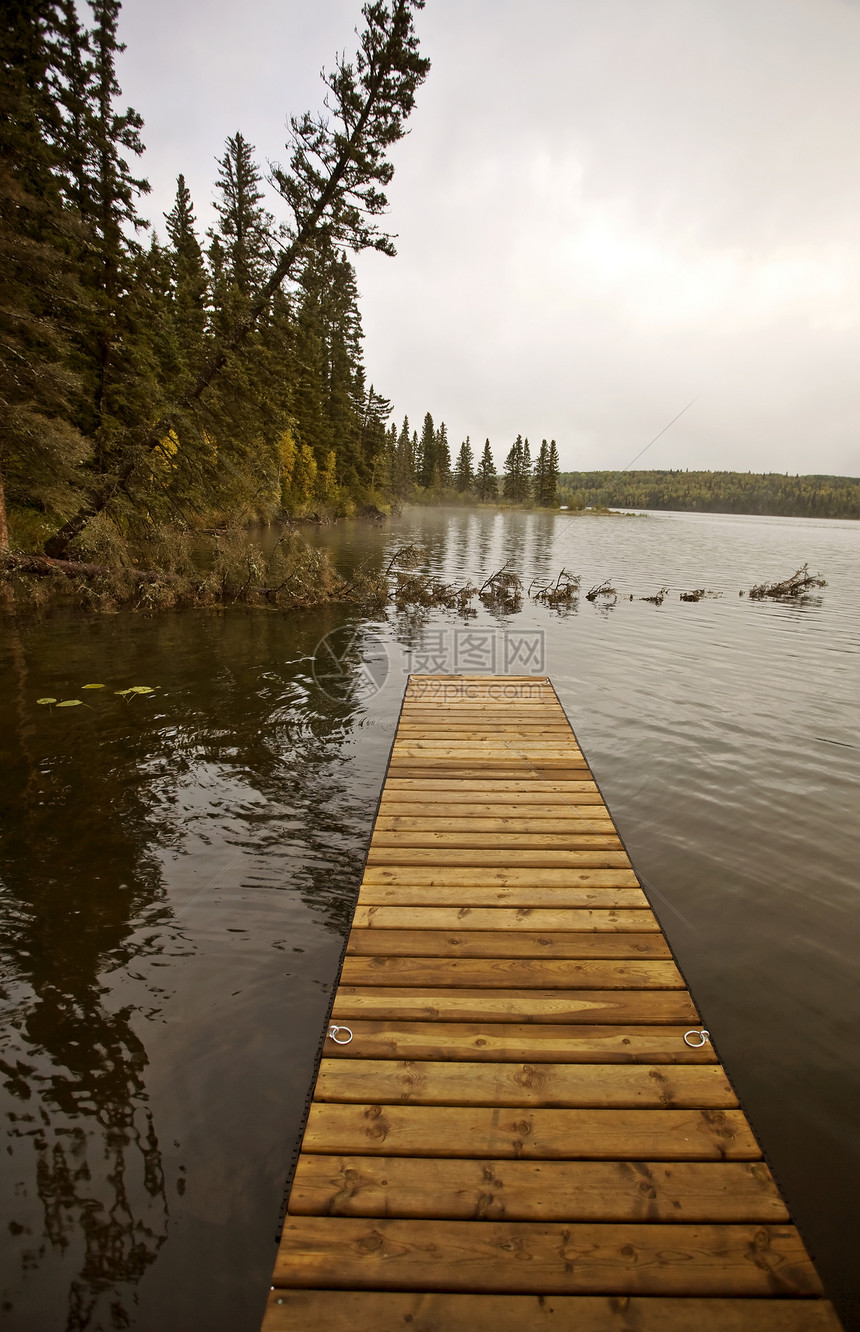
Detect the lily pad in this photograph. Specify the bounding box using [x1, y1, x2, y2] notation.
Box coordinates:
[82, 683, 105, 690]
[115, 689, 133, 696]
[56, 699, 83, 708]
[36, 697, 57, 705]
[128, 686, 154, 694]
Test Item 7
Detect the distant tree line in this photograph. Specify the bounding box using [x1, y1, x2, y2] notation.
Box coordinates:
[0, 0, 428, 561]
[387, 420, 561, 507]
[557, 470, 860, 519]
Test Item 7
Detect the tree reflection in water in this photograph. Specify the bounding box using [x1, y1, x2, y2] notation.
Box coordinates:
[1, 627, 172, 1328]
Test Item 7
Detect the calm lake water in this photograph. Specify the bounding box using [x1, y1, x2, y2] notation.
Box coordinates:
[1, 507, 858, 1331]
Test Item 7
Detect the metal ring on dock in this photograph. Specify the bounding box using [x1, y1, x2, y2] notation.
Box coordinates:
[683, 1029, 710, 1048]
[327, 1025, 353, 1045]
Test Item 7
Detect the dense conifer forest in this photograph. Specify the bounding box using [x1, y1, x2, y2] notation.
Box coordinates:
[0, 0, 429, 571]
[556, 470, 860, 519]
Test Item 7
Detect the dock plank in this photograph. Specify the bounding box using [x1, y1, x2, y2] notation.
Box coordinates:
[321, 1021, 715, 1063]
[301, 1104, 760, 1160]
[312, 1060, 739, 1108]
[274, 1218, 821, 1296]
[338, 957, 686, 988]
[344, 929, 672, 958]
[352, 906, 657, 932]
[330, 986, 698, 1024]
[263, 1292, 844, 1331]
[287, 1156, 789, 1222]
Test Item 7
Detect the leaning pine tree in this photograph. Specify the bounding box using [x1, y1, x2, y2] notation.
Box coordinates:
[45, 0, 430, 559]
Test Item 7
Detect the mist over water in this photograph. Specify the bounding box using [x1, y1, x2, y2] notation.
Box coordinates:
[1, 508, 858, 1329]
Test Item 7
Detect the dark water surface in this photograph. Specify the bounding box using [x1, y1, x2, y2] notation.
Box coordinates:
[1, 508, 858, 1330]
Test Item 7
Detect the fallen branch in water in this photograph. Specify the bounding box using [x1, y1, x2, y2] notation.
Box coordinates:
[530, 568, 581, 607]
[479, 561, 523, 608]
[586, 579, 616, 602]
[748, 563, 827, 599]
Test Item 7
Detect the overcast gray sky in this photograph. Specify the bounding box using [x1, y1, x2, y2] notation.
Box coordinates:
[116, 0, 860, 476]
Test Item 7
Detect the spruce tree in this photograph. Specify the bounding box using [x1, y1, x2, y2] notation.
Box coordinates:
[534, 439, 548, 505]
[164, 174, 207, 374]
[545, 439, 560, 507]
[417, 411, 435, 489]
[55, 0, 152, 472]
[0, 0, 89, 547]
[503, 435, 524, 502]
[454, 437, 474, 493]
[522, 436, 532, 501]
[392, 414, 413, 497]
[209, 132, 273, 300]
[433, 421, 451, 489]
[476, 439, 497, 501]
[359, 385, 392, 492]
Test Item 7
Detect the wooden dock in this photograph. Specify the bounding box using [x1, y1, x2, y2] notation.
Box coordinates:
[262, 675, 842, 1330]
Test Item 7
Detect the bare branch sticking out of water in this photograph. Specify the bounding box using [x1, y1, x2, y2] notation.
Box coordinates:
[385, 544, 425, 576]
[640, 586, 670, 605]
[586, 579, 617, 602]
[531, 569, 581, 607]
[748, 563, 827, 599]
[479, 561, 523, 609]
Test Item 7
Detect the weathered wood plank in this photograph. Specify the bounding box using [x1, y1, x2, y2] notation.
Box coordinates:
[375, 815, 619, 832]
[345, 929, 672, 958]
[339, 957, 685, 989]
[287, 1156, 789, 1222]
[392, 741, 585, 752]
[379, 798, 605, 814]
[366, 848, 631, 866]
[369, 832, 625, 850]
[321, 1021, 716, 1063]
[385, 769, 595, 782]
[273, 1218, 820, 1295]
[330, 986, 698, 1025]
[352, 906, 656, 932]
[380, 782, 601, 798]
[301, 1104, 758, 1161]
[313, 1060, 739, 1108]
[356, 884, 648, 909]
[361, 867, 641, 889]
[262, 1292, 845, 1332]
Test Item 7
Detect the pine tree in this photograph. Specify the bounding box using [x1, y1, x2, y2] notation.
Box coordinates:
[545, 439, 560, 507]
[392, 414, 413, 497]
[0, 0, 89, 547]
[57, 0, 152, 471]
[417, 411, 435, 489]
[164, 174, 207, 373]
[503, 435, 524, 502]
[433, 421, 451, 489]
[522, 436, 532, 502]
[325, 250, 367, 488]
[476, 439, 497, 501]
[209, 132, 273, 300]
[359, 384, 392, 491]
[454, 437, 474, 493]
[533, 439, 548, 505]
